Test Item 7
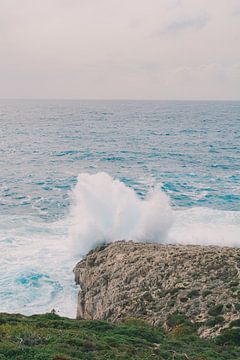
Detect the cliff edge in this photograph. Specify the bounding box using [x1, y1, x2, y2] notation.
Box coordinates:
[74, 241, 240, 337]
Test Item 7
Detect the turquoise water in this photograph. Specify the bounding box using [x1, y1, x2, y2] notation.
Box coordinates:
[0, 100, 239, 316]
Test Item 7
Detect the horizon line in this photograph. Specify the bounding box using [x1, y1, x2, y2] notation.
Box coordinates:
[0, 98, 240, 102]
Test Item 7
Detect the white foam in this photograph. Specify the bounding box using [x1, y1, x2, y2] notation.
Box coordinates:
[170, 207, 240, 247]
[1, 172, 239, 317]
[0, 217, 78, 317]
[70, 172, 240, 254]
[69, 172, 174, 255]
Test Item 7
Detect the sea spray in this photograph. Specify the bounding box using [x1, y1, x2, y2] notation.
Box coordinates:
[70, 172, 174, 254]
[0, 173, 239, 317]
[0, 99, 239, 318]
[170, 207, 240, 247]
[69, 172, 240, 255]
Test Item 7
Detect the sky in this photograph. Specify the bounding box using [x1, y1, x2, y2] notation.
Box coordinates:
[0, 0, 240, 100]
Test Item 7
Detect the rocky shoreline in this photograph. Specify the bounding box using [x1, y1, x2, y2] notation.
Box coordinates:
[74, 241, 240, 337]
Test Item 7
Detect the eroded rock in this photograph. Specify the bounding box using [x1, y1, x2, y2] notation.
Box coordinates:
[74, 241, 240, 337]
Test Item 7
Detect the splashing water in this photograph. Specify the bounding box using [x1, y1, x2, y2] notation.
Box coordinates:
[69, 172, 240, 255]
[0, 172, 240, 317]
[70, 172, 174, 254]
[0, 99, 239, 317]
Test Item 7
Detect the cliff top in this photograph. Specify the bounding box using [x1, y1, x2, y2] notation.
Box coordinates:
[74, 241, 240, 337]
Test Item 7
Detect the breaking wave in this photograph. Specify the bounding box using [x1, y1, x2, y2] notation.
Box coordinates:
[1, 172, 239, 317]
[70, 172, 240, 255]
[70, 172, 173, 254]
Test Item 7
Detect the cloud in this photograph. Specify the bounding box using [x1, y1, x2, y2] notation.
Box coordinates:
[0, 0, 239, 100]
[161, 14, 209, 34]
[163, 62, 240, 100]
[165, 0, 182, 9]
[232, 8, 240, 16]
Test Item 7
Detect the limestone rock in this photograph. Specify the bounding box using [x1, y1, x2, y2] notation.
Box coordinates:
[74, 241, 240, 337]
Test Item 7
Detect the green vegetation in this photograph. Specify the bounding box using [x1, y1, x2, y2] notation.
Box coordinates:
[229, 318, 240, 328]
[208, 304, 224, 316]
[205, 316, 224, 327]
[229, 280, 239, 288]
[235, 304, 240, 311]
[166, 312, 193, 329]
[202, 289, 212, 298]
[187, 289, 200, 299]
[215, 328, 240, 346]
[0, 313, 239, 359]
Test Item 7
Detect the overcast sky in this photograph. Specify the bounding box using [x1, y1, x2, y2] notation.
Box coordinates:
[0, 0, 240, 100]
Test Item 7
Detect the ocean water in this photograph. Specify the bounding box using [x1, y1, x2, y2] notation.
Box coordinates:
[0, 99, 239, 317]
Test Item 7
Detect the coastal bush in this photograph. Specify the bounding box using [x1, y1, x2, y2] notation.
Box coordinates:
[166, 312, 193, 329]
[171, 323, 193, 337]
[53, 356, 71, 360]
[229, 319, 240, 328]
[168, 287, 181, 296]
[187, 289, 200, 299]
[0, 313, 239, 359]
[215, 328, 240, 346]
[202, 289, 212, 298]
[205, 316, 224, 327]
[208, 304, 224, 316]
[168, 299, 176, 307]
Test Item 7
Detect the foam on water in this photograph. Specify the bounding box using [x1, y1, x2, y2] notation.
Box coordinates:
[0, 216, 78, 317]
[70, 173, 240, 254]
[0, 172, 240, 317]
[70, 172, 173, 255]
[170, 207, 240, 247]
[0, 100, 239, 316]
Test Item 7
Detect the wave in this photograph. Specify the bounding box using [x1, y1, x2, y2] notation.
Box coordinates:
[1, 172, 239, 317]
[69, 172, 173, 254]
[70, 172, 240, 255]
[170, 207, 240, 247]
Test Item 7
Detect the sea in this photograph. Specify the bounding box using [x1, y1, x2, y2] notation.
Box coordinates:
[0, 99, 239, 317]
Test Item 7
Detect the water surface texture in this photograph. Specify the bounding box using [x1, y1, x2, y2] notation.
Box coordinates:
[0, 100, 239, 316]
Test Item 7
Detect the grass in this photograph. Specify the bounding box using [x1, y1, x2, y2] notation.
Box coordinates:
[0, 313, 239, 359]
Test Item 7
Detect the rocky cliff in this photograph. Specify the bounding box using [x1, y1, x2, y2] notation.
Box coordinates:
[74, 241, 240, 337]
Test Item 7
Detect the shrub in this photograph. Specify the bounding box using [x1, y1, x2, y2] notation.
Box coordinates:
[53, 356, 71, 360]
[168, 299, 176, 307]
[166, 312, 192, 328]
[215, 328, 240, 345]
[202, 289, 212, 298]
[169, 288, 181, 296]
[187, 289, 200, 299]
[235, 304, 240, 311]
[229, 319, 240, 328]
[171, 324, 193, 337]
[81, 339, 97, 352]
[0, 312, 239, 360]
[206, 316, 224, 327]
[208, 304, 224, 316]
[19, 333, 48, 346]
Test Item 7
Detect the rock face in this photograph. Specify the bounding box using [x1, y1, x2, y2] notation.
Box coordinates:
[74, 241, 240, 337]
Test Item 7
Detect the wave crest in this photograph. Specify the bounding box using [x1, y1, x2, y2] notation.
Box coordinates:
[70, 172, 173, 254]
[69, 172, 240, 255]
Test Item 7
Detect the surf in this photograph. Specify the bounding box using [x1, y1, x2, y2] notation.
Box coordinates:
[69, 172, 240, 255]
